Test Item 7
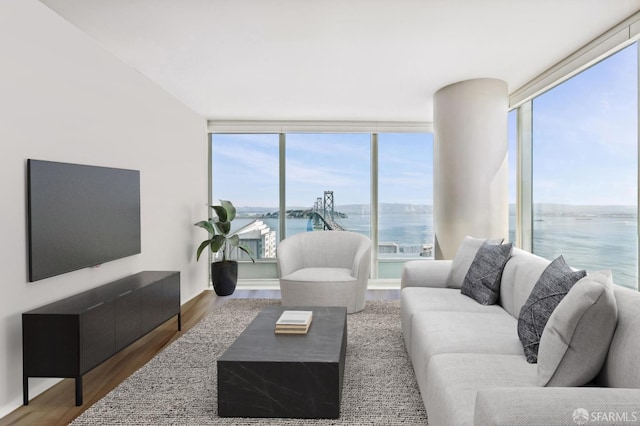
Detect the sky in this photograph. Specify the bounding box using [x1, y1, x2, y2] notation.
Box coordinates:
[212, 132, 432, 209]
[211, 133, 279, 208]
[528, 42, 637, 206]
[213, 43, 637, 210]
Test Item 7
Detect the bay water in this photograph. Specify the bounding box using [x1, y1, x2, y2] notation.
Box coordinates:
[234, 207, 638, 290]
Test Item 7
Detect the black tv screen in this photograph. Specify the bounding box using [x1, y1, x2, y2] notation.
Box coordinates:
[27, 160, 141, 281]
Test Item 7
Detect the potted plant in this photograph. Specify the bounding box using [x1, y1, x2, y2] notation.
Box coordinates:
[195, 200, 254, 296]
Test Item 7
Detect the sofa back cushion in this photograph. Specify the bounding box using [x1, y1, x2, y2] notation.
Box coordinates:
[596, 285, 640, 388]
[499, 248, 551, 318]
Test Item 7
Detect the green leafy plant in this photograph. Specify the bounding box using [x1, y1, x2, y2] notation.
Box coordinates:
[194, 200, 255, 262]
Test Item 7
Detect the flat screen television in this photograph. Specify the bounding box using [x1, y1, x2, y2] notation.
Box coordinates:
[27, 159, 141, 281]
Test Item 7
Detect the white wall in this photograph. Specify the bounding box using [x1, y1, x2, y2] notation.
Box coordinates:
[0, 0, 208, 416]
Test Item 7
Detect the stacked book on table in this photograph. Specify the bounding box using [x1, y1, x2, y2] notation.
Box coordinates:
[275, 310, 313, 334]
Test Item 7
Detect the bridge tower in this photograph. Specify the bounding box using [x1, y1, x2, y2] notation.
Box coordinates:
[313, 197, 323, 228]
[323, 191, 335, 222]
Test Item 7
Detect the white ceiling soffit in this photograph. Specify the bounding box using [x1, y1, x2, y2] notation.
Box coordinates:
[39, 0, 640, 122]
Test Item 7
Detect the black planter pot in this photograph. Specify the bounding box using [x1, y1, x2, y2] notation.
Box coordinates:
[211, 261, 238, 296]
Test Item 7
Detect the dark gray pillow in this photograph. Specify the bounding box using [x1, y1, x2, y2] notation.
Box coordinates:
[517, 256, 586, 363]
[460, 241, 513, 305]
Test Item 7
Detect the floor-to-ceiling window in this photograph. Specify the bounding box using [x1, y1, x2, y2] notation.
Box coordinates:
[531, 43, 638, 289]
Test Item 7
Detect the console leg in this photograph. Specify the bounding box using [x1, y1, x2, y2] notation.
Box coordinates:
[75, 376, 83, 406]
[23, 375, 28, 405]
[178, 312, 182, 331]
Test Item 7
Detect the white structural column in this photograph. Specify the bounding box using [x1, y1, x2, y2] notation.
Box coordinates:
[433, 78, 509, 259]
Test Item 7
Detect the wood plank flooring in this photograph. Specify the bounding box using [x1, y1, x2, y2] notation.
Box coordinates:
[0, 289, 398, 426]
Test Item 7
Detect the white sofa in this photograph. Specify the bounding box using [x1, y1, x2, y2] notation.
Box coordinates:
[277, 231, 371, 313]
[401, 247, 640, 425]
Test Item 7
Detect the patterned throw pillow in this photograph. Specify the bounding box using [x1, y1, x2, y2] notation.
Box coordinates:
[460, 241, 513, 305]
[517, 256, 586, 363]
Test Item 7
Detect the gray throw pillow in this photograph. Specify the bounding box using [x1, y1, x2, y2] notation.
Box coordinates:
[537, 270, 618, 387]
[460, 241, 513, 305]
[445, 236, 504, 289]
[517, 256, 586, 363]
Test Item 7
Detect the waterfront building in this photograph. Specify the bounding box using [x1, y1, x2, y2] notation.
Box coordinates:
[379, 242, 399, 254]
[230, 219, 277, 260]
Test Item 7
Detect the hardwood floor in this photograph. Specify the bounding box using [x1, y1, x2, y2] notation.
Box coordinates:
[0, 288, 398, 426]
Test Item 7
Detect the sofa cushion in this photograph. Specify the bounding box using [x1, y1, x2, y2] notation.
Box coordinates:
[517, 256, 586, 363]
[537, 270, 618, 386]
[400, 287, 505, 356]
[445, 236, 502, 289]
[461, 241, 513, 305]
[475, 387, 640, 425]
[424, 353, 537, 426]
[410, 310, 524, 384]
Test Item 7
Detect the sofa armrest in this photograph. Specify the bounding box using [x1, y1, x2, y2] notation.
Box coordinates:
[400, 260, 452, 289]
[475, 387, 640, 425]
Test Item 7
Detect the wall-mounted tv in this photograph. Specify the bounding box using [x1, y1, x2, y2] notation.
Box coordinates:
[27, 159, 141, 282]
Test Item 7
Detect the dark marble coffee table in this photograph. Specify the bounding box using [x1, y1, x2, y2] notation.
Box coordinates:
[217, 305, 347, 419]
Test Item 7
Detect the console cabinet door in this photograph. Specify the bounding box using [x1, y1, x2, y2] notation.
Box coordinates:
[115, 290, 141, 351]
[23, 314, 80, 377]
[80, 301, 116, 373]
[139, 282, 163, 335]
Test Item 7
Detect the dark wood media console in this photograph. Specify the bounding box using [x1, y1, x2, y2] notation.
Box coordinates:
[22, 270, 180, 406]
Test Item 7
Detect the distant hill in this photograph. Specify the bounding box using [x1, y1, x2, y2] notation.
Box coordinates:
[533, 203, 636, 218]
[338, 204, 433, 215]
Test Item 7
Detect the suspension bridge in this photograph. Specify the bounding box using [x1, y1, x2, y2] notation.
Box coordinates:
[307, 190, 345, 231]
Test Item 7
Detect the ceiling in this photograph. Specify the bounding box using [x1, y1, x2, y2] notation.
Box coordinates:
[39, 0, 640, 122]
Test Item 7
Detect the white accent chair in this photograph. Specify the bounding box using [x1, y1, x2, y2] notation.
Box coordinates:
[277, 231, 371, 313]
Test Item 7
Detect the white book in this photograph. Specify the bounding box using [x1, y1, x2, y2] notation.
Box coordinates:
[276, 310, 313, 326]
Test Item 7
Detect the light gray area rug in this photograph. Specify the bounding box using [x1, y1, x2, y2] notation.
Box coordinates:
[72, 299, 428, 425]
